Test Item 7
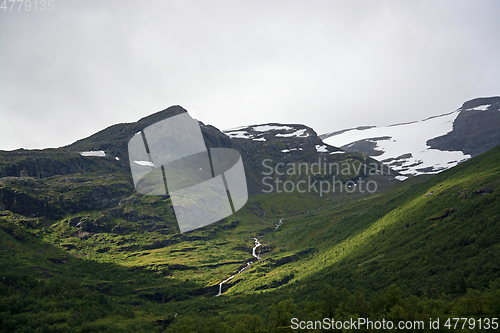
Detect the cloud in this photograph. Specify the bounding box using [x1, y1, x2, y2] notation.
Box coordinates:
[0, 0, 499, 150]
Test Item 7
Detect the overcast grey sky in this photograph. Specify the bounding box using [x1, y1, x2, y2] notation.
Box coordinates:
[1, 0, 499, 150]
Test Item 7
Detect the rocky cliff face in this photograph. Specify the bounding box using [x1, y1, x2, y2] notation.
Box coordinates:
[427, 97, 500, 157]
[0, 174, 134, 219]
[0, 150, 126, 179]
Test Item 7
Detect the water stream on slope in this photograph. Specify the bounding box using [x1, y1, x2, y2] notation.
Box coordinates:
[216, 238, 261, 296]
[216, 218, 284, 296]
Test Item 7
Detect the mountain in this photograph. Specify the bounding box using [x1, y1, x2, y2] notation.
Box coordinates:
[0, 105, 400, 248]
[321, 96, 500, 178]
[1, 102, 500, 332]
[0, 105, 398, 205]
[2, 134, 499, 332]
[222, 123, 399, 195]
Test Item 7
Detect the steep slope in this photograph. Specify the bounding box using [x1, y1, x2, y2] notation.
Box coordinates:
[230, 143, 500, 298]
[322, 96, 500, 177]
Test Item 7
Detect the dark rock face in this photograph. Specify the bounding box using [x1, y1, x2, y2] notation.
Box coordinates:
[427, 97, 500, 157]
[0, 151, 125, 179]
[66, 215, 113, 233]
[461, 97, 500, 110]
[0, 173, 134, 219]
[0, 184, 62, 219]
[68, 185, 132, 212]
[200, 124, 234, 149]
[75, 216, 112, 233]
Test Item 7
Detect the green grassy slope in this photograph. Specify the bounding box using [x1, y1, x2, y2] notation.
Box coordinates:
[242, 144, 500, 297]
[1, 145, 500, 332]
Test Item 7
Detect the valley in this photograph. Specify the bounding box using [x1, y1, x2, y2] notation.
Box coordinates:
[1, 101, 499, 332]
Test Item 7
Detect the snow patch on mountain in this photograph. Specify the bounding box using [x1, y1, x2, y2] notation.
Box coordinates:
[282, 148, 303, 153]
[323, 110, 471, 176]
[80, 151, 106, 157]
[134, 160, 155, 167]
[275, 129, 309, 138]
[224, 124, 312, 140]
[226, 131, 253, 139]
[253, 125, 294, 132]
[315, 145, 328, 153]
[467, 104, 490, 111]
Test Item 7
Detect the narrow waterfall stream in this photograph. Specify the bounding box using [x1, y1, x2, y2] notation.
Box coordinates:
[216, 237, 261, 296]
[252, 237, 261, 260]
[215, 219, 284, 297]
[275, 218, 284, 230]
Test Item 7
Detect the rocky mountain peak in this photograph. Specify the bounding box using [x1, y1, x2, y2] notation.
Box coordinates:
[460, 96, 500, 110]
[224, 123, 318, 142]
